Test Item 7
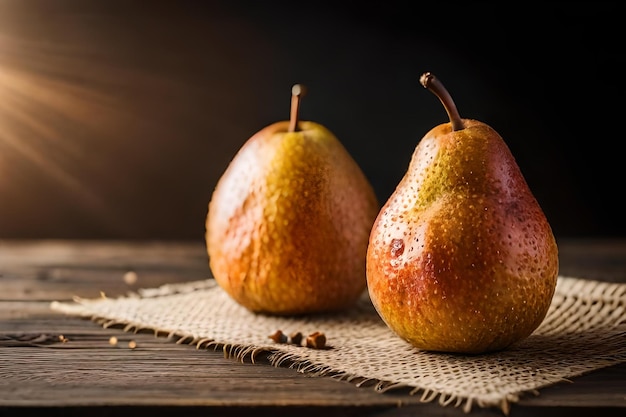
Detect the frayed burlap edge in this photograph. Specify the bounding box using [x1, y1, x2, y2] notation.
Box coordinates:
[51, 276, 626, 415]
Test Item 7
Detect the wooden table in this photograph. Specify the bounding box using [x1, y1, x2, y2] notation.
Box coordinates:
[1, 238, 625, 416]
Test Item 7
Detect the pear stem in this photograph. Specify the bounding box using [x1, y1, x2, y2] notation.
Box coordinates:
[420, 72, 464, 131]
[289, 84, 307, 132]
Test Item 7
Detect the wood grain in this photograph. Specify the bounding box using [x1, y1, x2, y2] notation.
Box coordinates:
[1, 239, 625, 416]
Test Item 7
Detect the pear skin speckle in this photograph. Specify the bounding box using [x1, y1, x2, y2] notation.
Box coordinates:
[207, 120, 380, 315]
[366, 119, 559, 354]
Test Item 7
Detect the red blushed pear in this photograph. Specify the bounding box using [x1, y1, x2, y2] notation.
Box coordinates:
[366, 72, 559, 354]
[206, 85, 380, 315]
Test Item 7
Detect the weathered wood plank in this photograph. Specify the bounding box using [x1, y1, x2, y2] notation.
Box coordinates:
[1, 267, 210, 301]
[0, 302, 427, 409]
[2, 309, 624, 416]
[557, 238, 626, 282]
[2, 238, 625, 302]
[0, 239, 210, 269]
[0, 239, 212, 300]
[0, 239, 625, 417]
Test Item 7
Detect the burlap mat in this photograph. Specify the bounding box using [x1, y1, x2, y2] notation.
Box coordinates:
[51, 275, 626, 414]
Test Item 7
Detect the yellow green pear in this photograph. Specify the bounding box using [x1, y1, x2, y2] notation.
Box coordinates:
[206, 85, 379, 315]
[366, 72, 559, 354]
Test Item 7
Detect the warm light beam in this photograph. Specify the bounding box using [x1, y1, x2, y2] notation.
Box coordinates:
[0, 4, 200, 237]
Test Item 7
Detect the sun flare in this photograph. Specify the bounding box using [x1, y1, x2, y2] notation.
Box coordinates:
[0, 2, 193, 237]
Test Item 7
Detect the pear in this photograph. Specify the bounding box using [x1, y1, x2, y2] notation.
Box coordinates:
[366, 72, 559, 354]
[206, 85, 379, 315]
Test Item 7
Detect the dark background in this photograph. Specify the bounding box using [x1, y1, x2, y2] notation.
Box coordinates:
[0, 0, 623, 241]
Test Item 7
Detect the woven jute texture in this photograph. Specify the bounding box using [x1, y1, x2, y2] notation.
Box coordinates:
[51, 275, 626, 414]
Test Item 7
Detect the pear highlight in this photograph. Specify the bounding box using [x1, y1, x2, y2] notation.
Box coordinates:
[366, 72, 559, 354]
[206, 85, 379, 316]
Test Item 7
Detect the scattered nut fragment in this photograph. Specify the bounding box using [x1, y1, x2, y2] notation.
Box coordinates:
[58, 335, 69, 343]
[123, 271, 138, 285]
[269, 330, 288, 344]
[269, 330, 328, 349]
[109, 336, 118, 346]
[305, 331, 326, 349]
[288, 331, 303, 346]
[128, 340, 137, 349]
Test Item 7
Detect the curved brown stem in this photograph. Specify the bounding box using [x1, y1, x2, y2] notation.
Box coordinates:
[289, 84, 307, 132]
[420, 72, 464, 131]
